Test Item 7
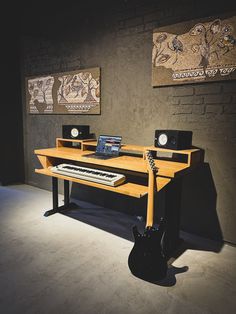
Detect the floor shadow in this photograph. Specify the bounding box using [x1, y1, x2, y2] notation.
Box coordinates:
[59, 198, 224, 285]
[61, 199, 146, 242]
[134, 265, 189, 287]
[61, 197, 223, 252]
[61, 150, 224, 284]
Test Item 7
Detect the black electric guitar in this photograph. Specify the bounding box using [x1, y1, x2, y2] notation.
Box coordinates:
[128, 151, 167, 281]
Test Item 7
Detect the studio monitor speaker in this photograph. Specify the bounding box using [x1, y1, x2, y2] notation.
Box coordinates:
[154, 130, 192, 150]
[62, 125, 91, 139]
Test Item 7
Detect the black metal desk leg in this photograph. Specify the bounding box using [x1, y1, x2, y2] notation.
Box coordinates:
[44, 177, 59, 217]
[44, 178, 78, 217]
[64, 180, 70, 207]
[52, 177, 59, 209]
[62, 179, 78, 211]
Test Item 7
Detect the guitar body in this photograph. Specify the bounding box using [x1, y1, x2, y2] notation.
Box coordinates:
[128, 151, 168, 281]
[128, 223, 167, 281]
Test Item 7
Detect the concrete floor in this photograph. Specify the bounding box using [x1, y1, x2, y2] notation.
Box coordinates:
[0, 184, 236, 314]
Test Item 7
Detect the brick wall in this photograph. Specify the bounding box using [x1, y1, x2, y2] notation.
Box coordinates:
[21, 0, 236, 243]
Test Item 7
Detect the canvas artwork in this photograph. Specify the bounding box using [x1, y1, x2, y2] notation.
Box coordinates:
[26, 67, 100, 114]
[152, 15, 236, 86]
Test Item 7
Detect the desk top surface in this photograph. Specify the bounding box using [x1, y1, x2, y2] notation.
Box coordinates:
[35, 147, 191, 178]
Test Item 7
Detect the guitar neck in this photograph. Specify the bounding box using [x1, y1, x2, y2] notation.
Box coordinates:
[146, 170, 156, 228]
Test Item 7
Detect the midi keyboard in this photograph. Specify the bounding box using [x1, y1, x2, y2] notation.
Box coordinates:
[50, 163, 126, 187]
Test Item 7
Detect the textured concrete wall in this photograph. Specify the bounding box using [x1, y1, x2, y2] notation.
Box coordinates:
[21, 0, 236, 243]
[1, 30, 24, 184]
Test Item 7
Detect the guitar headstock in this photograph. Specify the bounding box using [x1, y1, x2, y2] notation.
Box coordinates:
[145, 150, 158, 174]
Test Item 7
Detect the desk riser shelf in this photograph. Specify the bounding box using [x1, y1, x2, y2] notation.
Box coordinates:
[56, 138, 202, 167]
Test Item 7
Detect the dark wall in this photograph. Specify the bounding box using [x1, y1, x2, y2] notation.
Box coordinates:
[21, 0, 236, 243]
[0, 20, 24, 185]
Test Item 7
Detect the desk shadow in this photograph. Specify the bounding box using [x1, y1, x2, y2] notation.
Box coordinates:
[60, 198, 224, 286]
[61, 199, 146, 242]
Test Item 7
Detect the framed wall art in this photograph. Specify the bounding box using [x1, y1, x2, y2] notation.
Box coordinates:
[26, 67, 100, 114]
[152, 14, 236, 86]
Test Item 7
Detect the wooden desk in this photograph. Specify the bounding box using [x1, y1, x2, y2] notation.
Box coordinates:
[34, 138, 202, 255]
[35, 138, 201, 189]
[35, 146, 171, 197]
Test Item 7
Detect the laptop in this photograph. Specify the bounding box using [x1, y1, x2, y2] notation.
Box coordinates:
[85, 135, 122, 160]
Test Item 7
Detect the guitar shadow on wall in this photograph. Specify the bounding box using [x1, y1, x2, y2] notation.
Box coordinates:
[154, 160, 223, 286]
[180, 162, 223, 245]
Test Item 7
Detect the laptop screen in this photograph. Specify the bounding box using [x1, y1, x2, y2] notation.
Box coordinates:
[96, 135, 122, 156]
